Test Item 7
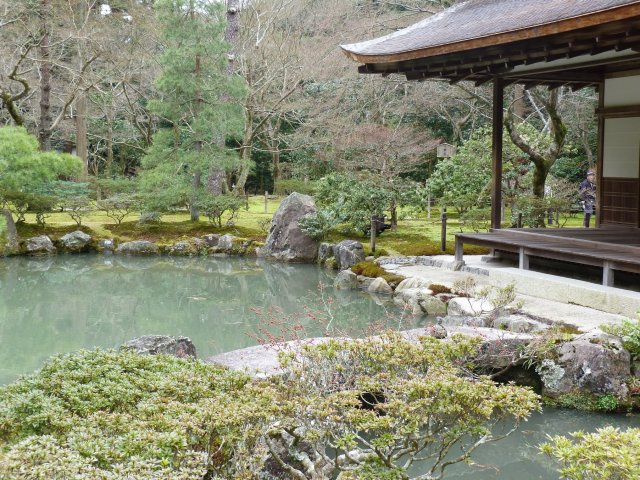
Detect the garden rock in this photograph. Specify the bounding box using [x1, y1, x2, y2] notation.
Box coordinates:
[539, 330, 631, 397]
[438, 315, 493, 328]
[59, 231, 92, 253]
[357, 275, 375, 290]
[262, 193, 318, 262]
[334, 270, 359, 290]
[425, 321, 448, 339]
[122, 335, 196, 358]
[418, 296, 448, 315]
[217, 234, 236, 251]
[25, 235, 56, 256]
[201, 234, 221, 247]
[334, 240, 365, 271]
[98, 238, 115, 253]
[492, 314, 549, 333]
[169, 238, 207, 256]
[367, 277, 393, 295]
[116, 240, 159, 255]
[318, 243, 335, 265]
[447, 297, 494, 317]
[395, 277, 430, 293]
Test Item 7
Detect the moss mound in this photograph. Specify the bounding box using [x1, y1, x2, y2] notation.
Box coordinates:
[351, 260, 405, 286]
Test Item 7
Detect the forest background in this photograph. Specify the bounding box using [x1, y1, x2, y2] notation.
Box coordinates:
[0, 0, 598, 244]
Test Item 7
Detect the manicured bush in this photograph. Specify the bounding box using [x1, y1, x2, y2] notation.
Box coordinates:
[541, 427, 640, 480]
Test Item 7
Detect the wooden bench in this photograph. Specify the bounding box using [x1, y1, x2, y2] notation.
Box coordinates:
[364, 215, 392, 237]
[455, 228, 640, 286]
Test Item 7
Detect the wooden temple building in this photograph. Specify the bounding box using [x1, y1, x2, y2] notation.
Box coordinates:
[341, 0, 640, 287]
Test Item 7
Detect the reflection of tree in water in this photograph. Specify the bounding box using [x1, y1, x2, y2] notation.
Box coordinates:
[0, 256, 408, 385]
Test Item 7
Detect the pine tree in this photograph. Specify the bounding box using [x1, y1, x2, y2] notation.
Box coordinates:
[141, 0, 245, 221]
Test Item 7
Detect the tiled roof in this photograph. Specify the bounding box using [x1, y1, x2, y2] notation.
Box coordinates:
[342, 0, 640, 60]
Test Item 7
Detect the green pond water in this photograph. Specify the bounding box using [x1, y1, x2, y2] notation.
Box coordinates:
[0, 255, 637, 478]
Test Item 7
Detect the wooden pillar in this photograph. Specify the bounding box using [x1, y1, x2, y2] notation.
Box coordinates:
[596, 83, 605, 228]
[491, 77, 504, 230]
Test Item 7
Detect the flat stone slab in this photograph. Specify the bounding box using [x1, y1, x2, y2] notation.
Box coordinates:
[384, 258, 631, 330]
[205, 338, 339, 378]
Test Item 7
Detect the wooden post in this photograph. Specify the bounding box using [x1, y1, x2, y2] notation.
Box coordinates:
[492, 77, 504, 230]
[264, 191, 268, 214]
[427, 185, 432, 220]
[519, 247, 530, 270]
[603, 261, 614, 286]
[454, 236, 464, 262]
[596, 83, 605, 228]
[441, 207, 447, 252]
[370, 215, 376, 254]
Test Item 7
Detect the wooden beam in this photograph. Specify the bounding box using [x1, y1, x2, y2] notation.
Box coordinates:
[595, 104, 640, 118]
[596, 83, 605, 228]
[492, 77, 504, 230]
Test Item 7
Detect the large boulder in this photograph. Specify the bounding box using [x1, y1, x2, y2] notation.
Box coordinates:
[25, 235, 56, 256]
[367, 277, 393, 295]
[334, 270, 358, 290]
[447, 297, 494, 317]
[115, 240, 159, 256]
[122, 335, 196, 358]
[262, 193, 319, 262]
[538, 331, 631, 397]
[59, 231, 92, 253]
[334, 240, 365, 271]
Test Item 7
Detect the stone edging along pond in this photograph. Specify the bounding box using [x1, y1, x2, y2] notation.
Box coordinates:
[13, 231, 262, 257]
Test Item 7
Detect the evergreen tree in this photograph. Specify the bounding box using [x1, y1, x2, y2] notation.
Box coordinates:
[140, 0, 245, 220]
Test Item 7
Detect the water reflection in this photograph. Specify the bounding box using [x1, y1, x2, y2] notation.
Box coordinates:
[0, 255, 413, 385]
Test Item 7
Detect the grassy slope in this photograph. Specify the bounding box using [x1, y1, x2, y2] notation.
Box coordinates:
[13, 196, 587, 256]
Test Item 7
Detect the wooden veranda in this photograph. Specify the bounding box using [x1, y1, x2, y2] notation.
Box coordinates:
[342, 0, 640, 288]
[454, 227, 640, 286]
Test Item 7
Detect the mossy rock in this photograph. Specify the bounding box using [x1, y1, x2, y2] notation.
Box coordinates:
[351, 260, 405, 286]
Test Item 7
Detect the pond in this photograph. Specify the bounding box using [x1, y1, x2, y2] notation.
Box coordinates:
[0, 255, 636, 479]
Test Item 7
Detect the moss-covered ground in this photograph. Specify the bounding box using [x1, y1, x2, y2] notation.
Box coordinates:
[12, 196, 588, 256]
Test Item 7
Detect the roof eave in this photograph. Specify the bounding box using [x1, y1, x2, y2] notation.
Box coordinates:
[341, 3, 640, 65]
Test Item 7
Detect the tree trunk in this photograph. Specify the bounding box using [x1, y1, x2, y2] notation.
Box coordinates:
[390, 199, 398, 231]
[76, 91, 88, 179]
[191, 170, 201, 221]
[38, 0, 52, 150]
[513, 84, 525, 123]
[234, 108, 254, 196]
[106, 103, 114, 175]
[207, 0, 240, 194]
[2, 209, 18, 252]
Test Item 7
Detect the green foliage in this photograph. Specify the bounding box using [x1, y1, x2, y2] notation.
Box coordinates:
[98, 194, 141, 225]
[315, 173, 392, 234]
[541, 427, 640, 480]
[274, 179, 316, 196]
[603, 319, 640, 361]
[0, 127, 83, 226]
[220, 332, 541, 479]
[595, 394, 619, 412]
[197, 194, 245, 228]
[459, 207, 491, 232]
[0, 127, 81, 193]
[0, 349, 249, 479]
[427, 131, 494, 214]
[0, 333, 540, 480]
[298, 209, 336, 240]
[139, 0, 245, 214]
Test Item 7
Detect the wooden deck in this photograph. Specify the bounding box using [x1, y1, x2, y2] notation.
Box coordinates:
[454, 228, 640, 286]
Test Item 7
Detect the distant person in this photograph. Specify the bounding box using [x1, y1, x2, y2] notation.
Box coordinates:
[579, 170, 596, 228]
